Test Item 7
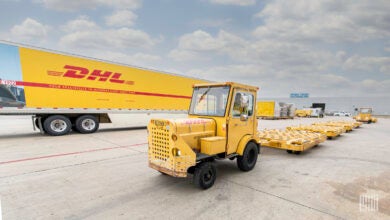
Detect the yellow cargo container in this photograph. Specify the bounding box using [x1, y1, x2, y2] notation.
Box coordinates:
[256, 101, 276, 117]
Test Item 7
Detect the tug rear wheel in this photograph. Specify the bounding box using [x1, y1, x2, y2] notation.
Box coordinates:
[237, 142, 259, 171]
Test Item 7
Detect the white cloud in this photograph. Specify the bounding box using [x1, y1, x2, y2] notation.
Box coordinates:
[178, 30, 225, 51]
[61, 16, 98, 32]
[105, 10, 138, 27]
[168, 49, 202, 62]
[361, 79, 390, 93]
[59, 16, 155, 51]
[60, 27, 155, 50]
[209, 0, 256, 6]
[10, 18, 49, 42]
[92, 51, 161, 67]
[170, 29, 252, 62]
[343, 55, 390, 74]
[188, 64, 269, 82]
[253, 0, 390, 43]
[170, 29, 340, 74]
[34, 0, 142, 11]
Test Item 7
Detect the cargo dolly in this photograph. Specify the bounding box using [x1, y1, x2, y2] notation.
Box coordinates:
[257, 129, 327, 154]
[313, 121, 361, 131]
[286, 125, 345, 139]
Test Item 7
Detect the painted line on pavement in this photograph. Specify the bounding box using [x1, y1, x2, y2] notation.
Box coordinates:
[0, 143, 147, 165]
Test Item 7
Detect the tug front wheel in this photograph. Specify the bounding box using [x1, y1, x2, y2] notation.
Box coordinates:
[193, 162, 216, 190]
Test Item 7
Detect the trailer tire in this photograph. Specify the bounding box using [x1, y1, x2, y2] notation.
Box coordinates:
[75, 115, 99, 134]
[43, 115, 71, 136]
[193, 162, 216, 190]
[237, 142, 258, 171]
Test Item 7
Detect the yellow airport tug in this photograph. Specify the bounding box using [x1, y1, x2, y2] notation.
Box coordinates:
[148, 82, 260, 189]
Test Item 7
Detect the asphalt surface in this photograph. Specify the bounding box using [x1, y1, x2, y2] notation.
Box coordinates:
[0, 115, 389, 220]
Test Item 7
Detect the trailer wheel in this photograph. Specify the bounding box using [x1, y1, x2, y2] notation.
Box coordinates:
[193, 162, 216, 190]
[286, 150, 293, 154]
[43, 115, 71, 136]
[237, 142, 258, 171]
[75, 115, 99, 134]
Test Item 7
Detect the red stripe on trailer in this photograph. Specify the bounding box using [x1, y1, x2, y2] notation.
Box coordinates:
[15, 80, 192, 99]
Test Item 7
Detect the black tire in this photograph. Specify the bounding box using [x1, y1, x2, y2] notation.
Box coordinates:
[75, 115, 99, 134]
[237, 142, 259, 171]
[293, 151, 301, 155]
[287, 150, 293, 154]
[43, 115, 71, 136]
[368, 120, 372, 124]
[193, 162, 216, 190]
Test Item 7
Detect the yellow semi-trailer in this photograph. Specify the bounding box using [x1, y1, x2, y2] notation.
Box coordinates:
[0, 41, 207, 135]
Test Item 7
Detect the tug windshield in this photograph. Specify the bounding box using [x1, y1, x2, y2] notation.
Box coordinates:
[189, 86, 230, 117]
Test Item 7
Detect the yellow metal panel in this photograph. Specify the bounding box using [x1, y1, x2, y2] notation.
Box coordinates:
[19, 47, 206, 109]
[227, 88, 257, 154]
[200, 136, 226, 155]
[256, 101, 275, 117]
[148, 119, 197, 177]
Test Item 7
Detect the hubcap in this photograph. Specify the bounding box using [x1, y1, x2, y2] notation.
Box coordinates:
[203, 170, 213, 184]
[81, 119, 96, 131]
[50, 119, 67, 132]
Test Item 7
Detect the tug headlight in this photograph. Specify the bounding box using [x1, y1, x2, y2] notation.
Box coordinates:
[172, 148, 181, 157]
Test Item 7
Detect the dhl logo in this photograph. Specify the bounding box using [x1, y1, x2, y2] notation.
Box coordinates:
[47, 65, 134, 85]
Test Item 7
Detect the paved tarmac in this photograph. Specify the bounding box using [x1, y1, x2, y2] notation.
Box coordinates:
[0, 115, 389, 219]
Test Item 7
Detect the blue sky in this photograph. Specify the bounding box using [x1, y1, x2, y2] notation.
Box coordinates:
[0, 0, 389, 97]
[0, 43, 22, 81]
